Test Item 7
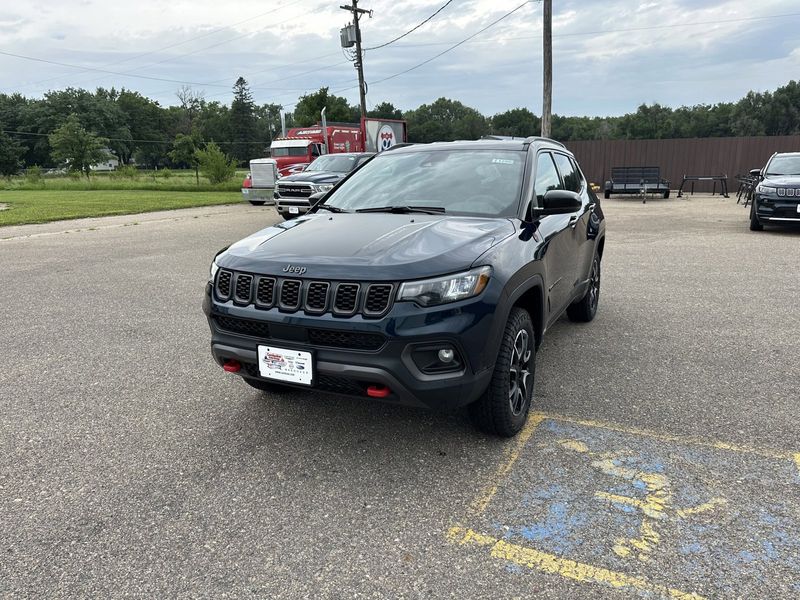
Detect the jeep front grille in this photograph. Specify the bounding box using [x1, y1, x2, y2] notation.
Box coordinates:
[305, 282, 329, 312]
[364, 284, 394, 316]
[256, 277, 276, 307]
[234, 274, 253, 304]
[334, 283, 359, 314]
[216, 270, 232, 299]
[214, 271, 395, 318]
[279, 279, 302, 310]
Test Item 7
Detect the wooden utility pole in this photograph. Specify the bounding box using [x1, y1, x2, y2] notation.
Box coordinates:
[340, 0, 371, 120]
[541, 0, 552, 137]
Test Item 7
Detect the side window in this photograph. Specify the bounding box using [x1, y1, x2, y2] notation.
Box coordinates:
[534, 152, 563, 203]
[553, 153, 581, 193]
[570, 158, 585, 191]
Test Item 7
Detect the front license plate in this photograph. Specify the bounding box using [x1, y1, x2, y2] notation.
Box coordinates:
[258, 346, 313, 385]
[289, 206, 300, 214]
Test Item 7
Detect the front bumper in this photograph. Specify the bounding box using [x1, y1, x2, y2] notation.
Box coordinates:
[241, 188, 275, 204]
[202, 282, 496, 411]
[755, 195, 800, 222]
[273, 193, 312, 216]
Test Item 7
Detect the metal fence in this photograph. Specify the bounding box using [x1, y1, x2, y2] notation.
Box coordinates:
[564, 135, 800, 193]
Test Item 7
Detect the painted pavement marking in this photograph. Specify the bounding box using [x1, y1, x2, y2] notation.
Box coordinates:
[448, 412, 800, 598]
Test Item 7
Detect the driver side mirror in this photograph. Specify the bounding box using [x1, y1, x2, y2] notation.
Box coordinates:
[749, 168, 762, 178]
[532, 189, 582, 219]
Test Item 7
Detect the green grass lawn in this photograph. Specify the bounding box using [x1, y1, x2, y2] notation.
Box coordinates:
[0, 189, 243, 227]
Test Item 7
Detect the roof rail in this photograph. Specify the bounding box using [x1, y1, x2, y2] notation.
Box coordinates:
[383, 142, 415, 152]
[523, 136, 566, 148]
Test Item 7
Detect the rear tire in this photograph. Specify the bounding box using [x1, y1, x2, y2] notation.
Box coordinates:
[567, 254, 601, 323]
[469, 308, 536, 438]
[249, 201, 266, 206]
[749, 206, 763, 231]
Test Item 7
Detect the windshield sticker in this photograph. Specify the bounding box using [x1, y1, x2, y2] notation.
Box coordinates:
[492, 158, 515, 165]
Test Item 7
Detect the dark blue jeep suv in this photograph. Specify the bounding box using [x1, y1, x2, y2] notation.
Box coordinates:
[203, 138, 606, 436]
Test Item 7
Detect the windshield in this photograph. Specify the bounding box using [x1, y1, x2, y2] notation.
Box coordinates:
[323, 149, 525, 217]
[766, 155, 800, 176]
[306, 155, 360, 173]
[272, 147, 308, 157]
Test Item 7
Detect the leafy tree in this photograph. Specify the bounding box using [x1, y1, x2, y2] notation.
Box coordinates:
[404, 97, 487, 143]
[368, 101, 402, 120]
[230, 77, 261, 164]
[48, 114, 109, 178]
[195, 141, 236, 184]
[169, 130, 204, 184]
[0, 129, 26, 178]
[491, 108, 540, 138]
[293, 87, 357, 127]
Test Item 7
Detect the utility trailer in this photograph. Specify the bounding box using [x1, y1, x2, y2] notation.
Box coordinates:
[241, 158, 278, 206]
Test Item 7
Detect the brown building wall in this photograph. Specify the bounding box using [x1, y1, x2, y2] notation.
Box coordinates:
[564, 136, 800, 193]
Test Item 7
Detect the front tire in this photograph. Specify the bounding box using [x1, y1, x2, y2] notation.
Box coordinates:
[281, 212, 297, 220]
[469, 308, 536, 437]
[750, 205, 763, 231]
[567, 254, 601, 322]
[604, 190, 611, 199]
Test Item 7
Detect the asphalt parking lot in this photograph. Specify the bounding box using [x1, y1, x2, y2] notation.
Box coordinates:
[1, 195, 798, 598]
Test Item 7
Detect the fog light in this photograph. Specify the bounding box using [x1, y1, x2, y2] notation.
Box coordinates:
[438, 348, 455, 363]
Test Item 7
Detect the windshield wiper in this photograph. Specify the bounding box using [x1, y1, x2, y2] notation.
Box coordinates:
[355, 205, 446, 215]
[316, 204, 348, 213]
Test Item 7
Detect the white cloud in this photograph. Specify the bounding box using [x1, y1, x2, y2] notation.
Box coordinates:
[0, 0, 798, 116]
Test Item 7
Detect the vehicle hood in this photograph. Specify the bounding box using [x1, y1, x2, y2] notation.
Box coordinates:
[762, 175, 800, 186]
[217, 213, 515, 280]
[278, 171, 346, 184]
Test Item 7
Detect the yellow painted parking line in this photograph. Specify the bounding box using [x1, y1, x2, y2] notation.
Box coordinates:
[447, 526, 706, 600]
[540, 412, 797, 465]
[469, 413, 545, 516]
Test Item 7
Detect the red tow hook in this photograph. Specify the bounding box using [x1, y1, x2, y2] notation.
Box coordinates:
[366, 385, 391, 398]
[223, 359, 241, 373]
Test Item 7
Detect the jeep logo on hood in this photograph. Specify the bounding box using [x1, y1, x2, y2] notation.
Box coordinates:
[283, 265, 307, 275]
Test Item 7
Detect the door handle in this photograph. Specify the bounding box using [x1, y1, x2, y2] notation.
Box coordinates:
[569, 214, 580, 228]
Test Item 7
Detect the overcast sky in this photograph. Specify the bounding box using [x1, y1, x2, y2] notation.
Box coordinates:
[1, 0, 799, 116]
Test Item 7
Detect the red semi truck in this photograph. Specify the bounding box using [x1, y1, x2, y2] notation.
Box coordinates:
[241, 117, 407, 204]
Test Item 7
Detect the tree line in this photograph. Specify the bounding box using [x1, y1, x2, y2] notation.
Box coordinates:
[2, 77, 800, 177]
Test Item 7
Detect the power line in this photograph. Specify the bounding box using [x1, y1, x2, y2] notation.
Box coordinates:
[369, 0, 536, 86]
[20, 0, 309, 91]
[363, 0, 453, 51]
[0, 49, 321, 91]
[1, 128, 246, 146]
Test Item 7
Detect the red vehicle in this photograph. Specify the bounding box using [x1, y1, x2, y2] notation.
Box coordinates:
[241, 117, 407, 201]
[272, 118, 406, 177]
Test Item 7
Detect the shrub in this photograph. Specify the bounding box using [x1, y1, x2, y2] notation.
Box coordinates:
[26, 165, 43, 184]
[195, 142, 236, 185]
[116, 164, 138, 178]
[68, 170, 81, 180]
[157, 167, 172, 179]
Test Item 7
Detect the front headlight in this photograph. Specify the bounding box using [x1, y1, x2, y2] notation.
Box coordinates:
[210, 260, 219, 282]
[398, 266, 492, 307]
[757, 184, 777, 195]
[310, 183, 334, 193]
